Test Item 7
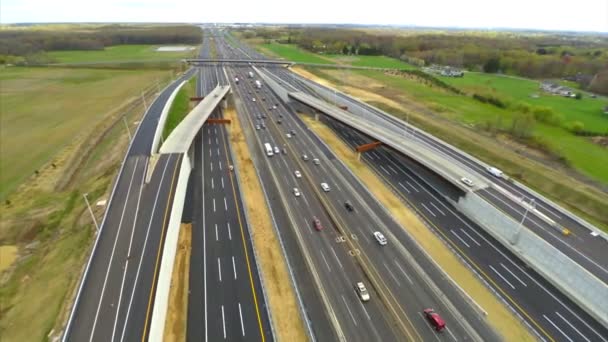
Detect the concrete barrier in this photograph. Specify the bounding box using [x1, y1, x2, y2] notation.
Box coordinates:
[457, 193, 608, 327]
[149, 154, 191, 342]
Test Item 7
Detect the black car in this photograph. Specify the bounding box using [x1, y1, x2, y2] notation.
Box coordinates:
[345, 201, 354, 212]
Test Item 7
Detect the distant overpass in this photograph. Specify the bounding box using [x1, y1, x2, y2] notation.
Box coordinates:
[184, 59, 405, 71]
[288, 91, 487, 192]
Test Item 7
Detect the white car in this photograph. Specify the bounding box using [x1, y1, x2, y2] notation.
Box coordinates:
[460, 177, 474, 187]
[486, 166, 504, 178]
[287, 133, 292, 138]
[320, 182, 330, 192]
[294, 170, 302, 178]
[252, 98, 256, 102]
[373, 231, 387, 245]
[313, 158, 320, 165]
[274, 146, 280, 154]
[356, 282, 370, 302]
[293, 188, 301, 197]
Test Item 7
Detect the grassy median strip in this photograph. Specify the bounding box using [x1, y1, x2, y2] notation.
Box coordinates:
[162, 76, 197, 140]
[224, 106, 307, 341]
[300, 114, 536, 342]
[163, 223, 191, 342]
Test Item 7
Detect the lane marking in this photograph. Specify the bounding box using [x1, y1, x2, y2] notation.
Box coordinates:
[224, 197, 228, 211]
[217, 147, 220, 156]
[380, 165, 390, 175]
[489, 265, 516, 290]
[543, 315, 573, 342]
[341, 295, 358, 326]
[227, 222, 232, 240]
[215, 224, 219, 241]
[430, 202, 445, 216]
[239, 303, 246, 337]
[555, 311, 591, 342]
[406, 181, 419, 192]
[356, 296, 372, 320]
[210, 162, 213, 172]
[219, 161, 222, 171]
[89, 157, 141, 341]
[111, 157, 147, 341]
[450, 229, 470, 248]
[218, 258, 222, 282]
[393, 259, 414, 285]
[120, 156, 172, 342]
[384, 262, 401, 286]
[221, 305, 226, 339]
[500, 263, 527, 287]
[459, 228, 481, 246]
[388, 165, 398, 174]
[398, 182, 411, 194]
[221, 177, 225, 189]
[320, 250, 332, 272]
[213, 198, 216, 212]
[211, 177, 214, 189]
[232, 256, 238, 280]
[330, 246, 344, 269]
[141, 155, 182, 341]
[202, 134, 208, 342]
[421, 203, 436, 217]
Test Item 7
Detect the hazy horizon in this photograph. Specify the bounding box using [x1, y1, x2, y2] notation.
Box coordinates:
[2, 0, 607, 33]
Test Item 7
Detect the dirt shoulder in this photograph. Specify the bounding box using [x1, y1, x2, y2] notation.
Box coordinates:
[301, 114, 535, 342]
[224, 107, 306, 341]
[163, 223, 191, 342]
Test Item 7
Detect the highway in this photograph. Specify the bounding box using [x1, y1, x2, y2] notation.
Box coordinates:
[270, 68, 608, 285]
[223, 56, 501, 341]
[63, 70, 195, 341]
[186, 63, 273, 341]
[212, 31, 608, 340]
[267, 66, 608, 341]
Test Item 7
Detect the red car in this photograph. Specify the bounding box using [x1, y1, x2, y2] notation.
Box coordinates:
[312, 216, 323, 231]
[423, 308, 446, 332]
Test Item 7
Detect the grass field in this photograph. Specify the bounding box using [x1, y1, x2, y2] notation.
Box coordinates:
[326, 54, 416, 69]
[350, 70, 608, 184]
[442, 72, 608, 134]
[262, 43, 335, 64]
[0, 66, 169, 199]
[47, 44, 197, 63]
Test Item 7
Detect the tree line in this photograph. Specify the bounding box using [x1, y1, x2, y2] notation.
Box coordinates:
[239, 27, 608, 93]
[0, 25, 202, 62]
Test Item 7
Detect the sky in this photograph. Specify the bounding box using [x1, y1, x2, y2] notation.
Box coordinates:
[1, 0, 607, 32]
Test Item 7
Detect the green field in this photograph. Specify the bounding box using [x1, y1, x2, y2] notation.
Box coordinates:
[262, 43, 335, 64]
[442, 72, 608, 134]
[163, 77, 197, 139]
[355, 70, 608, 183]
[326, 54, 416, 69]
[47, 44, 197, 63]
[0, 67, 169, 199]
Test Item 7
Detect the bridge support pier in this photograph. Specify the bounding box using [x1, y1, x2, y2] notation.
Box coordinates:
[357, 152, 361, 161]
[221, 98, 228, 109]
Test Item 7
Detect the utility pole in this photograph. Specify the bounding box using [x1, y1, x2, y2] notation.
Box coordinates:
[83, 193, 99, 232]
[122, 116, 132, 141]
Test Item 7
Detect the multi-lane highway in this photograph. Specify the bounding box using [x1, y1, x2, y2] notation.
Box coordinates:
[186, 63, 273, 341]
[207, 29, 608, 341]
[64, 70, 195, 341]
[267, 67, 608, 341]
[222, 52, 502, 340]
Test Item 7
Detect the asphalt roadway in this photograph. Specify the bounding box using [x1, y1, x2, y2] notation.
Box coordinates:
[186, 64, 273, 342]
[321, 115, 608, 342]
[226, 63, 501, 341]
[64, 70, 195, 341]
